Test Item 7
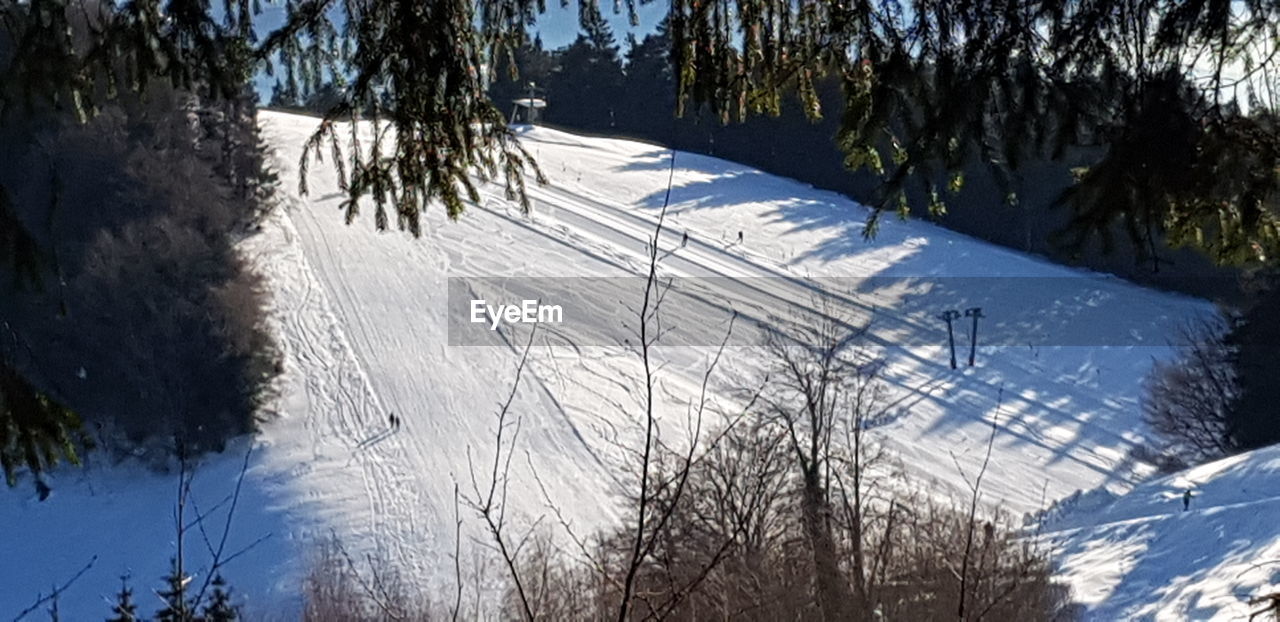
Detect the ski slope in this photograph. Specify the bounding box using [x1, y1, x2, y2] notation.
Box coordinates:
[1045, 446, 1280, 621]
[0, 111, 1233, 618]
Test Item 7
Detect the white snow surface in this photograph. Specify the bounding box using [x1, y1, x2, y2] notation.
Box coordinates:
[2, 111, 1264, 620]
[1044, 446, 1280, 621]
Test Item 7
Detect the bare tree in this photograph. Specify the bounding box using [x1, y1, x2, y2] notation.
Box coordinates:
[606, 151, 772, 621]
[8, 557, 96, 622]
[620, 418, 793, 620]
[756, 305, 886, 622]
[487, 150, 763, 620]
[955, 387, 1002, 621]
[465, 320, 541, 621]
[1142, 319, 1238, 463]
[490, 306, 1070, 622]
[301, 535, 434, 621]
[153, 441, 270, 620]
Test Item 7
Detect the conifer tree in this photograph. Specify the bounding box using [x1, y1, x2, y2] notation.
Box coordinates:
[202, 575, 238, 622]
[1226, 278, 1280, 450]
[2, 0, 1277, 260]
[547, 8, 624, 131]
[154, 558, 193, 622]
[107, 577, 139, 622]
[488, 35, 555, 122]
[0, 360, 89, 486]
[618, 21, 677, 140]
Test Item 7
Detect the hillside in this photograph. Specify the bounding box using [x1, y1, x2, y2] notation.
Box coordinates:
[1, 111, 1221, 618]
[1045, 446, 1280, 621]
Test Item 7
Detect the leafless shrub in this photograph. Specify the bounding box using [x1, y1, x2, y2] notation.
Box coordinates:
[502, 308, 1072, 621]
[756, 306, 890, 621]
[302, 537, 438, 622]
[880, 499, 1074, 621]
[506, 423, 1071, 621]
[1142, 319, 1238, 464]
[501, 534, 612, 621]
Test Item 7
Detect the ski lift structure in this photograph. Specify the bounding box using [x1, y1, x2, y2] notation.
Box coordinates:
[510, 82, 547, 125]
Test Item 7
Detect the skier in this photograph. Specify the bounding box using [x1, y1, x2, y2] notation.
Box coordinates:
[681, 231, 688, 247]
[389, 413, 398, 430]
[1183, 489, 1192, 511]
[737, 231, 744, 244]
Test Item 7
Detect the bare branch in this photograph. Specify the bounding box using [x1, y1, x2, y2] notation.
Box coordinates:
[9, 556, 96, 622]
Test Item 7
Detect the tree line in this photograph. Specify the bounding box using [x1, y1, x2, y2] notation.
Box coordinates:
[486, 17, 1242, 298]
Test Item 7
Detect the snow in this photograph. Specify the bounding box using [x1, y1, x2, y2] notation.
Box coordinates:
[0, 439, 299, 618]
[0, 111, 1253, 620]
[1045, 446, 1280, 621]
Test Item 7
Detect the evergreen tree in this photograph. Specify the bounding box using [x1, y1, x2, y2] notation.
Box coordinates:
[664, 1, 1280, 256]
[1226, 278, 1280, 450]
[619, 23, 677, 140]
[2, 0, 1278, 258]
[202, 575, 238, 622]
[488, 35, 556, 122]
[0, 360, 89, 486]
[546, 9, 624, 131]
[154, 558, 193, 622]
[107, 578, 139, 622]
[267, 81, 300, 109]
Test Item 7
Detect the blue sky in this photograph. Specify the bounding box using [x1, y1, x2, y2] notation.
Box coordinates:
[535, 2, 666, 49]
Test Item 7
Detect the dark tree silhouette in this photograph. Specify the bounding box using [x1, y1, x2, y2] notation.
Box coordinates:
[1227, 278, 1280, 450]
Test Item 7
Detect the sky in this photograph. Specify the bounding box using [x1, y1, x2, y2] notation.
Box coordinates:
[535, 1, 667, 49]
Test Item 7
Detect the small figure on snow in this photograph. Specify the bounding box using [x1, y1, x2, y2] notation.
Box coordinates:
[681, 231, 688, 248]
[389, 413, 399, 430]
[1183, 488, 1193, 511]
[737, 231, 744, 244]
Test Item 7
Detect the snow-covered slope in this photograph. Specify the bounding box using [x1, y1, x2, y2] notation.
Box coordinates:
[1045, 446, 1280, 621]
[1, 111, 1225, 618]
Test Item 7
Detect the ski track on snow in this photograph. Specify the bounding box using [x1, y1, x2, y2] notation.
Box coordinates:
[269, 196, 429, 575]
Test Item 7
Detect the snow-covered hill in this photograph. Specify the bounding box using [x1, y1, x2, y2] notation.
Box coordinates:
[1044, 446, 1280, 621]
[1, 111, 1243, 619]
